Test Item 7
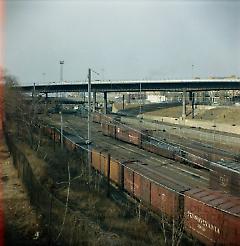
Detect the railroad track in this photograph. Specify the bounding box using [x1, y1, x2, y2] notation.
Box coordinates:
[41, 114, 240, 246]
[119, 115, 239, 161]
[93, 113, 238, 164]
[46, 114, 209, 190]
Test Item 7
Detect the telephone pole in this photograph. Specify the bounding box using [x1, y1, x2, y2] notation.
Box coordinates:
[87, 68, 92, 184]
[87, 68, 91, 144]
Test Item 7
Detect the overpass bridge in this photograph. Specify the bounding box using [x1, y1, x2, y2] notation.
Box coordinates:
[20, 78, 240, 118]
[21, 78, 240, 93]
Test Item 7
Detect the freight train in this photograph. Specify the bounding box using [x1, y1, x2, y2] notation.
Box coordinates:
[94, 113, 211, 169]
[97, 114, 240, 197]
[42, 125, 240, 246]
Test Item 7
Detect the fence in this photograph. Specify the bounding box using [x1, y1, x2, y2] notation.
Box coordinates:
[4, 131, 119, 246]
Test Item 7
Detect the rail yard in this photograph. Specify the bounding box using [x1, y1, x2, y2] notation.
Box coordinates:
[39, 110, 240, 246]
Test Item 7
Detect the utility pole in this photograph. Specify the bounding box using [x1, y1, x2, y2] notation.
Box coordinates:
[139, 82, 142, 115]
[88, 68, 91, 144]
[87, 68, 92, 184]
[60, 111, 63, 149]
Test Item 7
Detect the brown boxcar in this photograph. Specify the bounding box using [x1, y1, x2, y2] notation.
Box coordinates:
[116, 127, 130, 143]
[151, 182, 181, 217]
[91, 148, 108, 175]
[92, 113, 101, 123]
[124, 161, 151, 203]
[110, 158, 121, 184]
[100, 152, 108, 176]
[184, 188, 240, 245]
[142, 141, 174, 160]
[210, 161, 240, 197]
[185, 152, 210, 169]
[147, 168, 190, 218]
[123, 161, 145, 198]
[124, 161, 189, 217]
[124, 166, 134, 195]
[91, 149, 101, 172]
[128, 130, 142, 147]
[101, 123, 109, 136]
[141, 175, 151, 205]
[108, 124, 116, 138]
[133, 172, 141, 199]
[101, 114, 113, 123]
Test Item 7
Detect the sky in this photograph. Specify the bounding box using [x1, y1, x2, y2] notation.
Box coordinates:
[4, 0, 240, 85]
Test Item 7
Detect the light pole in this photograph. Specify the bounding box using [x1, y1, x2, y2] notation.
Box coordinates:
[60, 60, 64, 97]
[42, 72, 46, 83]
[60, 60, 64, 82]
[191, 64, 194, 79]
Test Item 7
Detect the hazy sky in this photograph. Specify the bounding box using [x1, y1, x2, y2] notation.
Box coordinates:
[5, 0, 240, 85]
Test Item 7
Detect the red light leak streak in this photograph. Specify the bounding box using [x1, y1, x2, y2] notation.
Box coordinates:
[0, 0, 4, 245]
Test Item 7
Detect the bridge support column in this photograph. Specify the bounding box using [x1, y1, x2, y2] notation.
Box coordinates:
[103, 92, 107, 114]
[93, 92, 96, 112]
[182, 89, 186, 119]
[122, 94, 125, 110]
[83, 92, 86, 103]
[189, 91, 195, 118]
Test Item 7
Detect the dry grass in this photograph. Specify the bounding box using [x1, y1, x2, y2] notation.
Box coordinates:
[13, 134, 166, 245]
[141, 105, 240, 125]
[144, 106, 191, 118]
[194, 107, 240, 124]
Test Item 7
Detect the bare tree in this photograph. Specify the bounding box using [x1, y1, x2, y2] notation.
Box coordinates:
[4, 72, 47, 149]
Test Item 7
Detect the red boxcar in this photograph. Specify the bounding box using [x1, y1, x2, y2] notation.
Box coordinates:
[116, 126, 129, 143]
[110, 158, 121, 184]
[184, 188, 240, 245]
[91, 149, 101, 172]
[128, 130, 142, 147]
[210, 161, 240, 197]
[92, 113, 102, 124]
[124, 161, 189, 217]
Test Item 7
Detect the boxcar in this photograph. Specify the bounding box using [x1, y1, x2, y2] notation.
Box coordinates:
[101, 123, 109, 136]
[91, 148, 101, 172]
[184, 188, 240, 245]
[142, 138, 175, 160]
[128, 130, 142, 147]
[110, 158, 121, 184]
[210, 161, 240, 197]
[123, 161, 190, 218]
[116, 126, 130, 143]
[91, 148, 108, 176]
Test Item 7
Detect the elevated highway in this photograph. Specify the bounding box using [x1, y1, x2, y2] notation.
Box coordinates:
[20, 78, 240, 93]
[20, 78, 240, 117]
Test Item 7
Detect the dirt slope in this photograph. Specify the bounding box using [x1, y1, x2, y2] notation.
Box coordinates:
[0, 137, 47, 246]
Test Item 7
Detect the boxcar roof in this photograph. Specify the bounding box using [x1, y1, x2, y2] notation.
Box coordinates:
[186, 188, 240, 217]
